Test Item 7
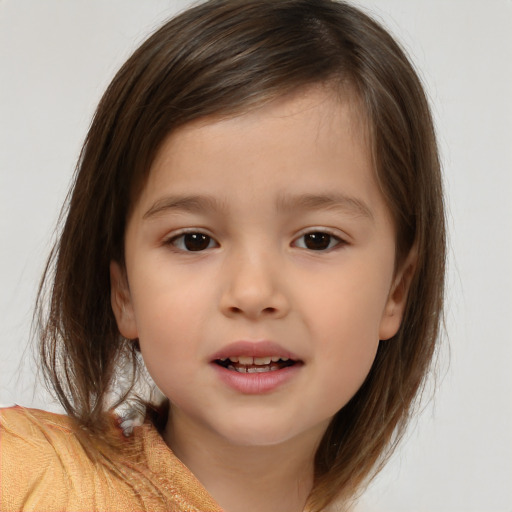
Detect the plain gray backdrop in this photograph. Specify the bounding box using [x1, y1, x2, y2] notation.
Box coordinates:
[1, 1, 511, 510]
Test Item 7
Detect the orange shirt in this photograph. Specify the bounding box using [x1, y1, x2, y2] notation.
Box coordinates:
[0, 406, 223, 512]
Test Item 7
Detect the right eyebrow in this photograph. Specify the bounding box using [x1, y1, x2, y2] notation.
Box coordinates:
[143, 195, 227, 219]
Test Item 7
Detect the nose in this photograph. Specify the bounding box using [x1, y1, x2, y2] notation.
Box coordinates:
[219, 250, 290, 320]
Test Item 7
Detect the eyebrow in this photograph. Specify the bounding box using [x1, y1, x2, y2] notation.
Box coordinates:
[276, 192, 374, 220]
[143, 195, 226, 219]
[143, 192, 374, 220]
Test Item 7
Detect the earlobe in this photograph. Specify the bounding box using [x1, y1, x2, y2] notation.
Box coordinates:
[379, 247, 417, 341]
[110, 261, 138, 339]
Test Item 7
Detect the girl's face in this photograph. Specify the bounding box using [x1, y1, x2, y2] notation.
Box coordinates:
[111, 87, 410, 449]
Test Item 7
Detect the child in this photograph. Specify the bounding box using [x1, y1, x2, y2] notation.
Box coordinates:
[0, 1, 445, 511]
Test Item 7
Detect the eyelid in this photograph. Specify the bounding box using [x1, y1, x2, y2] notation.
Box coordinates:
[291, 227, 348, 250]
[163, 228, 220, 251]
[161, 226, 348, 252]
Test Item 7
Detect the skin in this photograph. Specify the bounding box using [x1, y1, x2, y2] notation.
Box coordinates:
[111, 86, 413, 512]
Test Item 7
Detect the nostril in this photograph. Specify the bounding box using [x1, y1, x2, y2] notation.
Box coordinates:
[228, 306, 278, 316]
[220, 287, 290, 319]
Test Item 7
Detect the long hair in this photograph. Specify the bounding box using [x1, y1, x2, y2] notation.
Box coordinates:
[37, 1, 445, 509]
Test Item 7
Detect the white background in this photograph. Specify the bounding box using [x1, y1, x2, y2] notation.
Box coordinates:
[1, 1, 511, 511]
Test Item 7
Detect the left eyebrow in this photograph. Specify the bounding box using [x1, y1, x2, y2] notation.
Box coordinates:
[275, 192, 374, 221]
[143, 194, 227, 219]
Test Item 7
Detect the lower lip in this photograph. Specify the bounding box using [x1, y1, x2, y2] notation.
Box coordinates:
[211, 363, 301, 394]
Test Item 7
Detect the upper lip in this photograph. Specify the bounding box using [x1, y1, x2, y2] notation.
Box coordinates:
[210, 340, 301, 362]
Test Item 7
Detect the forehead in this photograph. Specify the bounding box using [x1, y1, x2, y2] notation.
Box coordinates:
[132, 86, 383, 222]
[154, 88, 367, 173]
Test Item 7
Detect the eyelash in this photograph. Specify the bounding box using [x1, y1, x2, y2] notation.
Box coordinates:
[166, 231, 218, 252]
[165, 229, 345, 253]
[292, 230, 344, 251]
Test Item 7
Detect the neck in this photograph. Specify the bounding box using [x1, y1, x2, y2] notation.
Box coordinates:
[164, 409, 324, 512]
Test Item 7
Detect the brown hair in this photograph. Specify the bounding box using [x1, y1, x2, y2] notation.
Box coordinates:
[37, 0, 445, 509]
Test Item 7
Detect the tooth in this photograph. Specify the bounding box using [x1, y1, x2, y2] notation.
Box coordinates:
[219, 358, 227, 362]
[230, 356, 239, 363]
[238, 356, 253, 365]
[271, 356, 280, 362]
[280, 357, 289, 362]
[234, 366, 247, 373]
[247, 366, 270, 373]
[254, 356, 272, 365]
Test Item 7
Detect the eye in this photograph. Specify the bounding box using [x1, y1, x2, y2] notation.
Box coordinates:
[168, 232, 218, 252]
[293, 231, 342, 251]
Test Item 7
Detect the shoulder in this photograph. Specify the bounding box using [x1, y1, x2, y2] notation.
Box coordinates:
[0, 406, 84, 467]
[0, 406, 98, 510]
[0, 405, 80, 459]
[0, 406, 223, 511]
[1, 404, 77, 437]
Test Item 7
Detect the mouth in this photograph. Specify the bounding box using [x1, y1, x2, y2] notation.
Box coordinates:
[214, 356, 298, 373]
[210, 341, 302, 393]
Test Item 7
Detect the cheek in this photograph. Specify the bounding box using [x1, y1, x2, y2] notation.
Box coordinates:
[305, 264, 391, 344]
[316, 299, 380, 387]
[136, 304, 205, 407]
[310, 298, 381, 414]
[301, 263, 391, 391]
[130, 274, 213, 383]
[130, 258, 212, 334]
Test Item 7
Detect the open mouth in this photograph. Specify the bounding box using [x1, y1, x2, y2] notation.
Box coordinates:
[214, 356, 298, 373]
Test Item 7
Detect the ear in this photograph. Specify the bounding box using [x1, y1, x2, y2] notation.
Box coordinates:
[379, 246, 417, 341]
[110, 261, 138, 339]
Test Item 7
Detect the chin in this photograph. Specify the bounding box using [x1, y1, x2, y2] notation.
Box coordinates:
[215, 415, 328, 449]
[222, 429, 299, 448]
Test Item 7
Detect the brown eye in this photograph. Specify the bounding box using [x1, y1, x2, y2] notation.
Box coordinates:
[171, 232, 216, 251]
[295, 232, 340, 251]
